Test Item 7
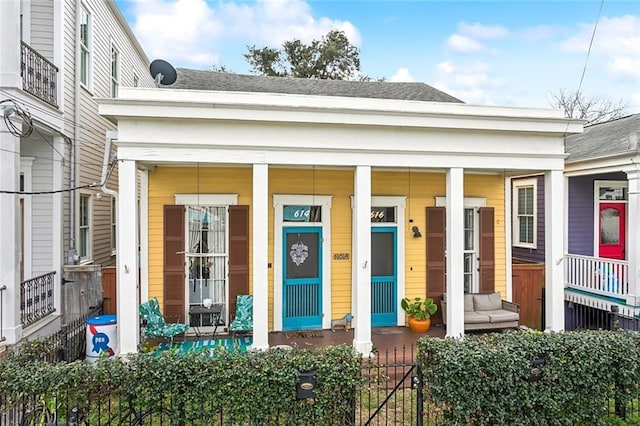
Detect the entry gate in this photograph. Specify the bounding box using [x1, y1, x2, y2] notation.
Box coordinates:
[353, 344, 442, 425]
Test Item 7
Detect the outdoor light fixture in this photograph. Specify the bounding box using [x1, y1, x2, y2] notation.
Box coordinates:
[412, 226, 422, 238]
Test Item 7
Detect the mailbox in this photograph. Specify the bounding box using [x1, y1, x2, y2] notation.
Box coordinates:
[296, 370, 317, 400]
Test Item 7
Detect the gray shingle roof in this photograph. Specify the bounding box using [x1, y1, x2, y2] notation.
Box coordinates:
[565, 113, 640, 163]
[168, 68, 464, 103]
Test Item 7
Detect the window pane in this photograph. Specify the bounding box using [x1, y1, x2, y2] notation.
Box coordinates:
[518, 186, 533, 215]
[600, 208, 620, 244]
[286, 232, 319, 279]
[464, 209, 474, 250]
[372, 232, 394, 276]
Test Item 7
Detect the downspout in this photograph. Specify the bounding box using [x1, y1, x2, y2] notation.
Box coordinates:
[68, 0, 81, 264]
[101, 131, 118, 200]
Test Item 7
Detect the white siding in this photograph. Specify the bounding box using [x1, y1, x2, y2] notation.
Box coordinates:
[30, 0, 54, 61]
[62, 0, 153, 265]
[20, 136, 54, 276]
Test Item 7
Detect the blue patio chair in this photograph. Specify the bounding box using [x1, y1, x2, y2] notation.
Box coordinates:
[139, 297, 189, 345]
[229, 295, 253, 337]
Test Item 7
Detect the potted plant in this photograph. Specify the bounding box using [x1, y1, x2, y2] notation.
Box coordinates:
[401, 296, 438, 333]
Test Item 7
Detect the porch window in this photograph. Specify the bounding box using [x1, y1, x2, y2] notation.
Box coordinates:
[79, 194, 91, 261]
[187, 206, 227, 318]
[513, 178, 536, 248]
[463, 208, 475, 293]
[79, 5, 91, 87]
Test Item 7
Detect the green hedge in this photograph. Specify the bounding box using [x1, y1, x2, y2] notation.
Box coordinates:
[0, 344, 360, 425]
[418, 330, 640, 425]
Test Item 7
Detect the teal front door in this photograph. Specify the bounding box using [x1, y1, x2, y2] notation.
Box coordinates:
[371, 227, 397, 326]
[283, 227, 322, 330]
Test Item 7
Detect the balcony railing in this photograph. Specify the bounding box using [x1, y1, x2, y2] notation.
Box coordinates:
[565, 254, 628, 299]
[20, 41, 59, 108]
[21, 271, 56, 329]
[0, 285, 6, 342]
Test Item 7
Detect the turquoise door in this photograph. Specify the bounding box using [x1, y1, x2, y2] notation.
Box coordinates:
[371, 227, 397, 326]
[283, 227, 322, 330]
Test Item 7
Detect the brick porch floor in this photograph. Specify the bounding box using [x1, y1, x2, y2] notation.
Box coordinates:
[268, 324, 446, 354]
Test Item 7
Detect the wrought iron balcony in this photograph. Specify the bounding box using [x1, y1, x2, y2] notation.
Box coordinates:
[20, 42, 59, 108]
[21, 271, 56, 328]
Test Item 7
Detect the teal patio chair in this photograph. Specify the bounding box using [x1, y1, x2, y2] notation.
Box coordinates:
[139, 297, 189, 345]
[229, 295, 253, 337]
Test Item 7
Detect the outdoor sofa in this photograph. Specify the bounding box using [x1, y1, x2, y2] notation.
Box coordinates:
[441, 292, 520, 331]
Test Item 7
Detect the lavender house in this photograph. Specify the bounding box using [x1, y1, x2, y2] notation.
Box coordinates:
[510, 114, 640, 329]
[564, 114, 640, 324]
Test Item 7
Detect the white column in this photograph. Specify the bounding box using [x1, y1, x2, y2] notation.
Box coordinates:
[251, 164, 269, 350]
[544, 169, 565, 331]
[117, 160, 139, 354]
[626, 166, 640, 307]
[504, 176, 513, 302]
[445, 168, 465, 338]
[0, 0, 21, 88]
[0, 129, 22, 344]
[139, 169, 149, 303]
[52, 136, 64, 316]
[353, 166, 372, 355]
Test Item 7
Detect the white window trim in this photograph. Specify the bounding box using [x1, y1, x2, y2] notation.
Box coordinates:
[593, 180, 628, 257]
[273, 194, 333, 331]
[78, 192, 92, 263]
[79, 3, 92, 89]
[175, 194, 238, 205]
[512, 178, 537, 249]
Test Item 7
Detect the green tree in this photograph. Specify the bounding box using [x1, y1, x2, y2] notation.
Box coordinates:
[244, 30, 365, 80]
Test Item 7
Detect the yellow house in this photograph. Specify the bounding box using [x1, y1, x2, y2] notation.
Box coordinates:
[98, 69, 582, 355]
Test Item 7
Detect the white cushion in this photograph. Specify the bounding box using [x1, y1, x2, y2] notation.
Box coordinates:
[464, 294, 474, 311]
[485, 310, 519, 323]
[464, 311, 491, 324]
[473, 292, 502, 311]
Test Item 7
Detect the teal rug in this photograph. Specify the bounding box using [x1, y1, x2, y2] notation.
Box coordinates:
[156, 337, 253, 356]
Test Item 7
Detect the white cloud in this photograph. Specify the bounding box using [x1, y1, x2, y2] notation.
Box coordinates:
[128, 0, 361, 68]
[445, 34, 493, 54]
[561, 15, 640, 81]
[390, 68, 415, 82]
[609, 57, 640, 80]
[457, 22, 509, 39]
[434, 60, 505, 105]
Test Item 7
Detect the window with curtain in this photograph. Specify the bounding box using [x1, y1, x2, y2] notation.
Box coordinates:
[186, 206, 227, 321]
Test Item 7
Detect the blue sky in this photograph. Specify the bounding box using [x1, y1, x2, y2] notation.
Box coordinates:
[115, 0, 640, 112]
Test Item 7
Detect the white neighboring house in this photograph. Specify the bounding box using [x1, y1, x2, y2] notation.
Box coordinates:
[0, 0, 153, 346]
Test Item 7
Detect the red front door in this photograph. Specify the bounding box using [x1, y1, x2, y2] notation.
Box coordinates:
[598, 202, 626, 260]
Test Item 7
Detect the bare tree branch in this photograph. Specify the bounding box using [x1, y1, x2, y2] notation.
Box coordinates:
[548, 88, 629, 125]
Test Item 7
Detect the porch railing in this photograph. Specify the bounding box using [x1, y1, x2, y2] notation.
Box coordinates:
[20, 41, 59, 108]
[21, 271, 56, 329]
[0, 285, 6, 342]
[565, 254, 628, 299]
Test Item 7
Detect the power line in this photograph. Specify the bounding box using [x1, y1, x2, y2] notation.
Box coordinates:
[564, 0, 604, 134]
[0, 182, 99, 195]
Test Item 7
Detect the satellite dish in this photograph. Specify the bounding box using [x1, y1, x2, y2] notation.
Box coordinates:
[149, 59, 177, 87]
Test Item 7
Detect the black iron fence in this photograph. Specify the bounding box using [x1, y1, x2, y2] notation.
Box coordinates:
[21, 41, 59, 108]
[565, 301, 640, 332]
[20, 271, 56, 329]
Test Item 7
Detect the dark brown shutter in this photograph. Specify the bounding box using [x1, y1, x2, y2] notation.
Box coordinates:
[163, 205, 185, 322]
[228, 205, 249, 319]
[479, 207, 495, 293]
[426, 207, 446, 324]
